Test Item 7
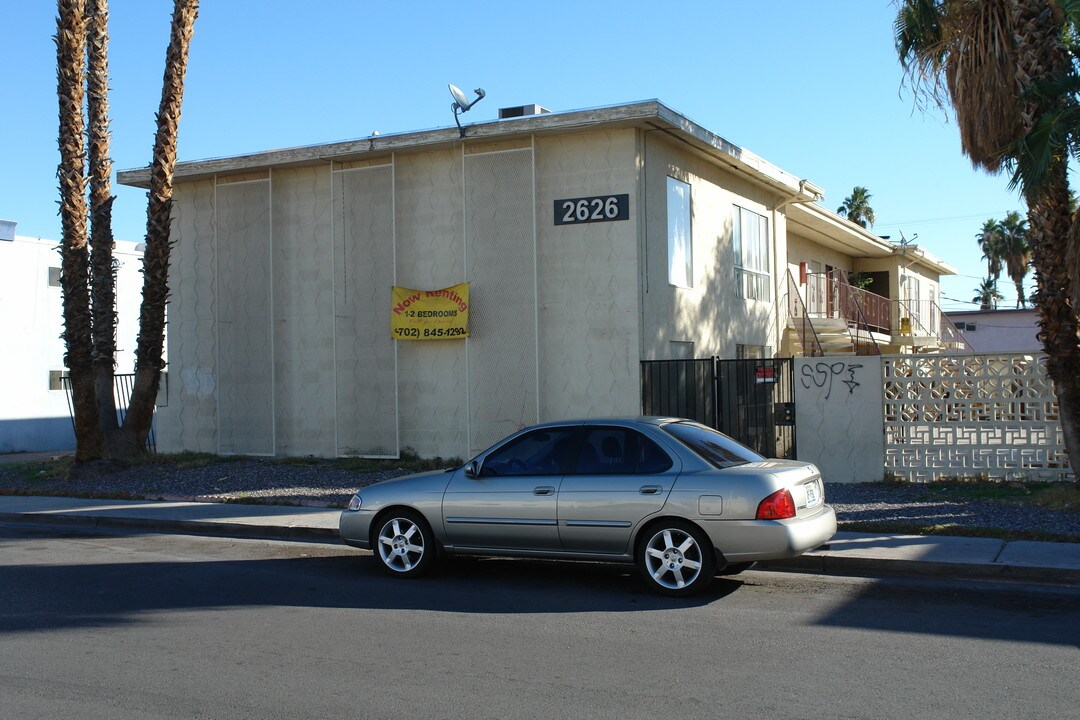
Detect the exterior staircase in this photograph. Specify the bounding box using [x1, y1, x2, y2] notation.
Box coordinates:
[784, 269, 972, 357]
[810, 319, 857, 355]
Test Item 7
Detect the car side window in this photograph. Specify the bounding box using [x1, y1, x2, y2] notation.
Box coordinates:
[572, 427, 673, 475]
[480, 428, 578, 477]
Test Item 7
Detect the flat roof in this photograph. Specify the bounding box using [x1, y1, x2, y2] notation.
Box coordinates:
[117, 99, 824, 202]
[117, 98, 952, 273]
[945, 308, 1037, 316]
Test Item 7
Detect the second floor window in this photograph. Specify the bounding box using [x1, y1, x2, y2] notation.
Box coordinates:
[667, 177, 693, 288]
[733, 206, 770, 301]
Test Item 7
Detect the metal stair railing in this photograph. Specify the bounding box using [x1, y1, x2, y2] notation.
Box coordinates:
[784, 270, 823, 357]
[934, 301, 972, 352]
[894, 297, 940, 350]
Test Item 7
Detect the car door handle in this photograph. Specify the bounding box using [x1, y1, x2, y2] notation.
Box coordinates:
[639, 485, 662, 495]
[533, 486, 555, 496]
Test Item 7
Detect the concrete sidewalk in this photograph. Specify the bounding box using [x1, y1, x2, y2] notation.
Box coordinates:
[1, 495, 1078, 586]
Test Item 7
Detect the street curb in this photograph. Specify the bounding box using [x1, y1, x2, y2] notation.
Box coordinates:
[758, 553, 1080, 587]
[0, 511, 341, 544]
[3, 510, 1078, 587]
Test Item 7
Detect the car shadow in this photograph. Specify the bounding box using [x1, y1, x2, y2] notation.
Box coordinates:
[0, 531, 744, 634]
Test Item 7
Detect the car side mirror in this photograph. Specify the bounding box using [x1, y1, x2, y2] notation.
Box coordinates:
[464, 460, 481, 478]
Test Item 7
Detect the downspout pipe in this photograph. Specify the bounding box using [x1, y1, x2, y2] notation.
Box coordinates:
[771, 179, 824, 356]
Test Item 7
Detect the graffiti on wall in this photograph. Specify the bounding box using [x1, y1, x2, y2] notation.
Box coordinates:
[799, 361, 863, 401]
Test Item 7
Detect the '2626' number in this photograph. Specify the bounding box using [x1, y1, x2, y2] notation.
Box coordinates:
[554, 194, 629, 225]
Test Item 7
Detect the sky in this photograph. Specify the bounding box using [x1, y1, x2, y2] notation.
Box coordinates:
[0, 0, 1033, 311]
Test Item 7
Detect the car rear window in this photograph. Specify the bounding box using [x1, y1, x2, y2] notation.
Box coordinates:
[661, 421, 765, 469]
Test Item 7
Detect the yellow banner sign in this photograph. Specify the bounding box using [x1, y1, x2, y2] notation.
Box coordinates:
[390, 283, 470, 341]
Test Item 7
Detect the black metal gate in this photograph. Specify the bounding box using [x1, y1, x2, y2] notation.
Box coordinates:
[641, 357, 796, 459]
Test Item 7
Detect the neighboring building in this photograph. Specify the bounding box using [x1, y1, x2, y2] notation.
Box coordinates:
[0, 221, 144, 452]
[117, 100, 958, 460]
[945, 308, 1041, 353]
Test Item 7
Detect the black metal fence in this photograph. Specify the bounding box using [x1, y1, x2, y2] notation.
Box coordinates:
[62, 373, 157, 452]
[641, 357, 796, 459]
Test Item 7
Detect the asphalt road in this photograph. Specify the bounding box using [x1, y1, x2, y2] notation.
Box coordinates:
[1, 523, 1078, 720]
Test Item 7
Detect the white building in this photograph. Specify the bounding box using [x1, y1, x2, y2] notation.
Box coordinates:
[945, 308, 1041, 353]
[0, 220, 145, 452]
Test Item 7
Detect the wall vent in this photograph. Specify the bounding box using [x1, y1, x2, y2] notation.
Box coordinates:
[498, 104, 551, 120]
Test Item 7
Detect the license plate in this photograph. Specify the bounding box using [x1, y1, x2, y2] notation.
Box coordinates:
[804, 480, 820, 508]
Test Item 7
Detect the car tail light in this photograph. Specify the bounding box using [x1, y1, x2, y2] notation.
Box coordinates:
[756, 489, 796, 520]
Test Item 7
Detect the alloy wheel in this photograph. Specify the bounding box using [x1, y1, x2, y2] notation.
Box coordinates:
[377, 517, 426, 573]
[643, 527, 704, 590]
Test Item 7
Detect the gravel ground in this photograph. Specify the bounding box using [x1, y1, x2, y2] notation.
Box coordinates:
[0, 455, 1078, 539]
[824, 482, 1080, 539]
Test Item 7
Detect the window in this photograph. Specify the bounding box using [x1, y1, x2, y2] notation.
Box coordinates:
[662, 421, 764, 469]
[480, 427, 578, 477]
[955, 321, 977, 332]
[48, 267, 61, 287]
[48, 370, 69, 391]
[572, 427, 672, 475]
[905, 274, 922, 324]
[667, 177, 693, 288]
[736, 344, 772, 360]
[733, 206, 770, 301]
[669, 341, 694, 359]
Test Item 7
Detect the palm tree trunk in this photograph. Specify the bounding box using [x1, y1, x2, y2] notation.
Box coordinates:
[1011, 0, 1080, 482]
[121, 0, 200, 453]
[56, 0, 103, 462]
[86, 0, 124, 456]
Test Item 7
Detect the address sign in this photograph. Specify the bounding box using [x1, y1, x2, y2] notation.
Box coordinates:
[554, 194, 630, 225]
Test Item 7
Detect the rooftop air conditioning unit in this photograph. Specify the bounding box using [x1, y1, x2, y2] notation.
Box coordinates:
[0, 219, 16, 242]
[498, 104, 551, 120]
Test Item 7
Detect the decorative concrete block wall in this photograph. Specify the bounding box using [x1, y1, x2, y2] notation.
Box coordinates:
[882, 353, 1070, 481]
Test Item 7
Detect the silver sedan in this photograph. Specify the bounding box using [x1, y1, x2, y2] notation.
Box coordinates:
[340, 417, 836, 596]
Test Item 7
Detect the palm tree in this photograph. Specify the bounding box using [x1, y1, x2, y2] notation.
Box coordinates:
[973, 277, 1004, 310]
[897, 0, 1080, 479]
[56, 0, 102, 461]
[122, 0, 200, 454]
[55, 0, 199, 461]
[87, 0, 121, 456]
[998, 211, 1032, 308]
[975, 218, 1004, 286]
[837, 186, 876, 227]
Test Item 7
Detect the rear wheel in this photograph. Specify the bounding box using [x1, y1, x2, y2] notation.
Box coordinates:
[636, 520, 715, 597]
[373, 510, 435, 578]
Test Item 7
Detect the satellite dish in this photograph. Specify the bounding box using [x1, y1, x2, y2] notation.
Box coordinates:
[448, 83, 486, 137]
[449, 83, 471, 111]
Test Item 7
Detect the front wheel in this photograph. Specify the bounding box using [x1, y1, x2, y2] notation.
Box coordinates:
[636, 521, 715, 597]
[373, 510, 435, 578]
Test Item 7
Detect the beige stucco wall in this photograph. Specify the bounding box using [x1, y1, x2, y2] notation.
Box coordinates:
[640, 134, 782, 360]
[158, 130, 645, 459]
[535, 130, 642, 422]
[158, 125, 827, 458]
[158, 179, 217, 454]
[785, 231, 855, 281]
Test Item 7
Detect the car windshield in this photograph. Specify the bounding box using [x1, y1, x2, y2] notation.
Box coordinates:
[662, 421, 764, 469]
